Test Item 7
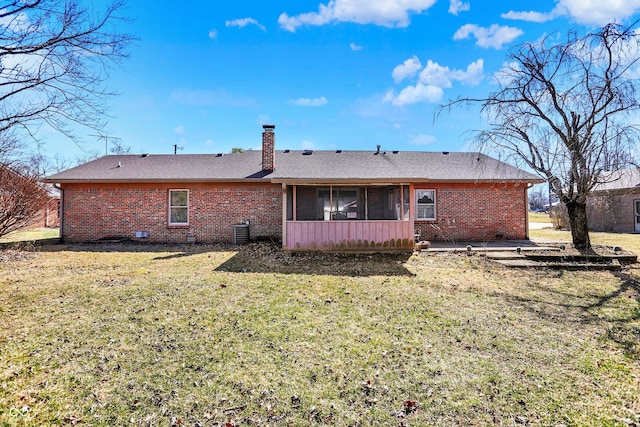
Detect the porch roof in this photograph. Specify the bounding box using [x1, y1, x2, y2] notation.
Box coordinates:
[45, 150, 543, 183]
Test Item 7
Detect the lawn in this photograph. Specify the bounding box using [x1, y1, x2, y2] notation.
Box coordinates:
[1, 236, 639, 426]
[0, 228, 59, 244]
[528, 211, 552, 223]
[530, 227, 640, 255]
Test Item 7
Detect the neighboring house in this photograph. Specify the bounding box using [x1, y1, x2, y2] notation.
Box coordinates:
[0, 163, 59, 233]
[587, 168, 640, 233]
[44, 125, 542, 251]
[41, 186, 61, 228]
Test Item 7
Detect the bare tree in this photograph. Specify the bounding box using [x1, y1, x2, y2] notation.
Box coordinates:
[528, 187, 548, 211]
[440, 23, 640, 251]
[109, 140, 131, 154]
[0, 163, 52, 238]
[0, 0, 132, 155]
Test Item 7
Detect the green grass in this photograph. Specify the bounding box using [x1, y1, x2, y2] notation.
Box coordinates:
[0, 228, 59, 244]
[1, 241, 639, 426]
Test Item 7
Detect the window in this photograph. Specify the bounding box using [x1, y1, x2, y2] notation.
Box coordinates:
[169, 189, 188, 225]
[416, 189, 436, 220]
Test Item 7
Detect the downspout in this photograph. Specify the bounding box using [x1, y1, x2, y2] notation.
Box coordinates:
[53, 184, 63, 242]
[525, 183, 534, 240]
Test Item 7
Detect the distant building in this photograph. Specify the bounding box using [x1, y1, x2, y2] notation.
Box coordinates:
[587, 168, 640, 233]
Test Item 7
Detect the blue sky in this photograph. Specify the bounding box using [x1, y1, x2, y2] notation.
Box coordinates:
[43, 0, 640, 160]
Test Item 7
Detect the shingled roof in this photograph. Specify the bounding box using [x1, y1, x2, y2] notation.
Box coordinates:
[45, 150, 542, 183]
[591, 168, 640, 192]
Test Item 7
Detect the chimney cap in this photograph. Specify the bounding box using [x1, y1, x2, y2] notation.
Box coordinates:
[262, 124, 275, 130]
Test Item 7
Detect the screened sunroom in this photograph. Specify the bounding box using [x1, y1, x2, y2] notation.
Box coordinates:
[282, 184, 415, 251]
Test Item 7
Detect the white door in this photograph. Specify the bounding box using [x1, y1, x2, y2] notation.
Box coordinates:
[635, 200, 640, 232]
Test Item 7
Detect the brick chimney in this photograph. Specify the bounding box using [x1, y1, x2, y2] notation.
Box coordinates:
[262, 124, 275, 172]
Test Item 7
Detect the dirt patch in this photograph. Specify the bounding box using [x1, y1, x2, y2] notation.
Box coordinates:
[526, 243, 637, 265]
[216, 242, 414, 276]
[535, 243, 634, 257]
[0, 248, 40, 263]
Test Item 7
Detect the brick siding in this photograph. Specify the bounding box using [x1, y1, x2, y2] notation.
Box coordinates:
[413, 182, 528, 241]
[261, 126, 275, 171]
[587, 190, 637, 233]
[61, 182, 282, 243]
[61, 180, 528, 244]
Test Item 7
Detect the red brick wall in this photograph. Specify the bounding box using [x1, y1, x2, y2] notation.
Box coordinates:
[262, 126, 275, 171]
[413, 182, 529, 241]
[60, 180, 528, 244]
[60, 182, 282, 243]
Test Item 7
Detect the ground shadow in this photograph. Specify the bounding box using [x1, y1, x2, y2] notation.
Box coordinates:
[2, 239, 416, 277]
[502, 270, 640, 360]
[214, 242, 415, 277]
[2, 238, 232, 255]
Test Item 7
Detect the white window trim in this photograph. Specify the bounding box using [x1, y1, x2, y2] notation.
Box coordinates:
[169, 189, 189, 225]
[415, 189, 436, 221]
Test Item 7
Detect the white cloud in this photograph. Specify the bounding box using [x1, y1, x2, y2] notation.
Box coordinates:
[278, 0, 437, 32]
[492, 61, 520, 86]
[385, 57, 484, 106]
[501, 5, 566, 23]
[418, 59, 484, 87]
[453, 58, 484, 86]
[0, 10, 30, 32]
[225, 17, 266, 31]
[392, 56, 423, 83]
[453, 24, 523, 49]
[288, 97, 328, 107]
[385, 84, 444, 106]
[208, 29, 218, 39]
[173, 125, 186, 135]
[560, 0, 640, 25]
[411, 134, 437, 145]
[449, 0, 470, 15]
[350, 42, 363, 51]
[419, 60, 454, 88]
[501, 1, 640, 26]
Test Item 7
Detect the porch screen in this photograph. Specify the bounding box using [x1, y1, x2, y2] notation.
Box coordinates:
[318, 189, 358, 220]
[290, 185, 409, 221]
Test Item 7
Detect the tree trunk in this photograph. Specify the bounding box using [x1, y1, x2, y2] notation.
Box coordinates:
[565, 200, 592, 251]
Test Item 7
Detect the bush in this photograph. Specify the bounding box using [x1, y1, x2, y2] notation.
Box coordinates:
[550, 204, 570, 229]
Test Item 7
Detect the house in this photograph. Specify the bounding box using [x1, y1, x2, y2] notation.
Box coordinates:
[1, 163, 59, 235]
[587, 168, 640, 233]
[44, 125, 543, 251]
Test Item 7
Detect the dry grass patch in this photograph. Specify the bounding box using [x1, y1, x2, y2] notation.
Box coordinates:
[528, 212, 552, 223]
[530, 228, 640, 255]
[0, 242, 639, 426]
